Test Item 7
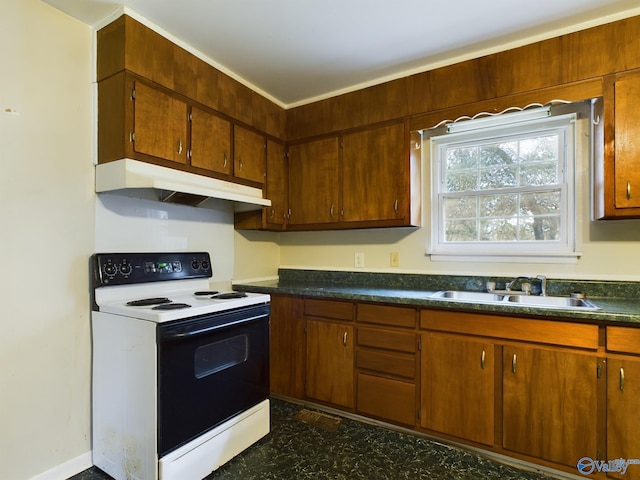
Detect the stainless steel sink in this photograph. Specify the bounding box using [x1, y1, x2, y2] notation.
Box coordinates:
[430, 291, 504, 302]
[429, 290, 601, 310]
[504, 295, 601, 310]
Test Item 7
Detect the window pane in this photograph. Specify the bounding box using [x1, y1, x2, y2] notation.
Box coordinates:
[519, 191, 561, 216]
[480, 194, 517, 217]
[518, 216, 561, 241]
[445, 219, 477, 242]
[444, 196, 477, 219]
[480, 166, 517, 189]
[520, 162, 558, 186]
[479, 142, 517, 167]
[480, 217, 518, 241]
[446, 146, 478, 170]
[519, 135, 558, 164]
[446, 170, 478, 192]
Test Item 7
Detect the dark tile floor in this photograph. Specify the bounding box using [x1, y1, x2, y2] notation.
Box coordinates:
[71, 399, 558, 480]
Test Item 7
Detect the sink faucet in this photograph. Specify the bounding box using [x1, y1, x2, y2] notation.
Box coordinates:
[536, 275, 547, 296]
[505, 276, 531, 292]
[506, 275, 547, 296]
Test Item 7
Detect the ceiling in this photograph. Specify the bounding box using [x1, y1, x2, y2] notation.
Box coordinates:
[45, 0, 640, 108]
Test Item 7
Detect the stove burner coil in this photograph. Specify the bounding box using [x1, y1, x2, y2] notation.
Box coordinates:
[152, 303, 192, 310]
[211, 292, 248, 299]
[194, 291, 220, 296]
[127, 297, 172, 307]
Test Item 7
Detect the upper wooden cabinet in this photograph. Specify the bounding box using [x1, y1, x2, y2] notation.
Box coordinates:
[97, 14, 285, 138]
[593, 70, 640, 219]
[342, 123, 407, 223]
[287, 122, 421, 230]
[234, 139, 288, 230]
[132, 80, 188, 164]
[98, 72, 266, 187]
[189, 106, 232, 175]
[233, 125, 266, 184]
[288, 137, 341, 226]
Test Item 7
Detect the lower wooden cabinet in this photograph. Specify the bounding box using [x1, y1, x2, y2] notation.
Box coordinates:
[607, 327, 640, 480]
[269, 295, 305, 399]
[305, 318, 354, 408]
[420, 332, 495, 446]
[502, 345, 600, 468]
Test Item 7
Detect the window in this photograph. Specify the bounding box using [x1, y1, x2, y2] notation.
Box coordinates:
[424, 104, 588, 263]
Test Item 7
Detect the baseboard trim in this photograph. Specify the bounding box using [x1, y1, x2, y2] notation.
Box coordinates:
[30, 451, 92, 480]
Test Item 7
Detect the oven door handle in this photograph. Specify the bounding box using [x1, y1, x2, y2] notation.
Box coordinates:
[159, 313, 268, 342]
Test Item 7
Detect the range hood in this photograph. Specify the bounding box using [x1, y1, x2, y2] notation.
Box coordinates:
[95, 159, 271, 212]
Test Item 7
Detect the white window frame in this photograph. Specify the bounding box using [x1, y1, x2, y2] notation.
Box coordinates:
[425, 105, 585, 264]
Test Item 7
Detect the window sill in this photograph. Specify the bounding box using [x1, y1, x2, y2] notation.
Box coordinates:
[427, 252, 581, 264]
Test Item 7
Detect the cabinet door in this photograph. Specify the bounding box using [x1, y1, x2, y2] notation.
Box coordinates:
[234, 125, 266, 183]
[269, 295, 305, 399]
[288, 137, 341, 226]
[614, 72, 640, 209]
[502, 345, 599, 468]
[342, 123, 406, 222]
[189, 107, 231, 175]
[133, 81, 188, 164]
[421, 332, 495, 446]
[306, 319, 354, 408]
[264, 140, 287, 228]
[607, 357, 640, 480]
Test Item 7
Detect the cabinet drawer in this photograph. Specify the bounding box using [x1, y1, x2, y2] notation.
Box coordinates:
[607, 326, 640, 354]
[357, 373, 415, 425]
[356, 350, 415, 379]
[358, 327, 416, 353]
[304, 298, 353, 321]
[357, 303, 416, 328]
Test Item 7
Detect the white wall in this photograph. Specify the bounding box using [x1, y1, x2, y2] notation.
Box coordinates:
[0, 1, 95, 479]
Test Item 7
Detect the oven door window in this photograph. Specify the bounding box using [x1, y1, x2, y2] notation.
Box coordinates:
[194, 334, 248, 379]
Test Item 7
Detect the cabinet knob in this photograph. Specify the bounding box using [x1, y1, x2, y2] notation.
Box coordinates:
[620, 367, 625, 391]
[511, 353, 517, 373]
[223, 153, 228, 168]
[343, 331, 348, 346]
[177, 139, 183, 155]
[481, 350, 486, 370]
[627, 181, 632, 201]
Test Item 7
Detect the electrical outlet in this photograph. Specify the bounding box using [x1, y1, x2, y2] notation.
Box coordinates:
[354, 252, 364, 268]
[390, 251, 399, 267]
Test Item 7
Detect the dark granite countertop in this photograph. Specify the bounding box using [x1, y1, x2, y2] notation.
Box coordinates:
[234, 269, 640, 326]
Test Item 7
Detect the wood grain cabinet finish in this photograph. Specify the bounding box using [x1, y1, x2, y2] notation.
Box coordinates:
[606, 326, 640, 480]
[287, 137, 341, 226]
[269, 295, 305, 399]
[287, 122, 420, 230]
[304, 299, 354, 408]
[233, 125, 266, 184]
[502, 345, 600, 468]
[421, 332, 495, 446]
[591, 70, 640, 219]
[189, 106, 232, 175]
[341, 123, 407, 223]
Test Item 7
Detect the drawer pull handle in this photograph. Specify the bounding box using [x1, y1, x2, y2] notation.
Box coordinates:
[512, 353, 517, 374]
[223, 153, 228, 168]
[178, 139, 183, 155]
[343, 331, 348, 346]
[620, 367, 625, 391]
[481, 350, 486, 370]
[628, 181, 632, 201]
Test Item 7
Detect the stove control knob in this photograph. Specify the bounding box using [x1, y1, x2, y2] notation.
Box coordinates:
[191, 259, 200, 270]
[119, 262, 133, 276]
[201, 259, 210, 270]
[103, 263, 117, 277]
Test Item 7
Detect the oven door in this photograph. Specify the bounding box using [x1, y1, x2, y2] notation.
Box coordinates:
[157, 304, 270, 456]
